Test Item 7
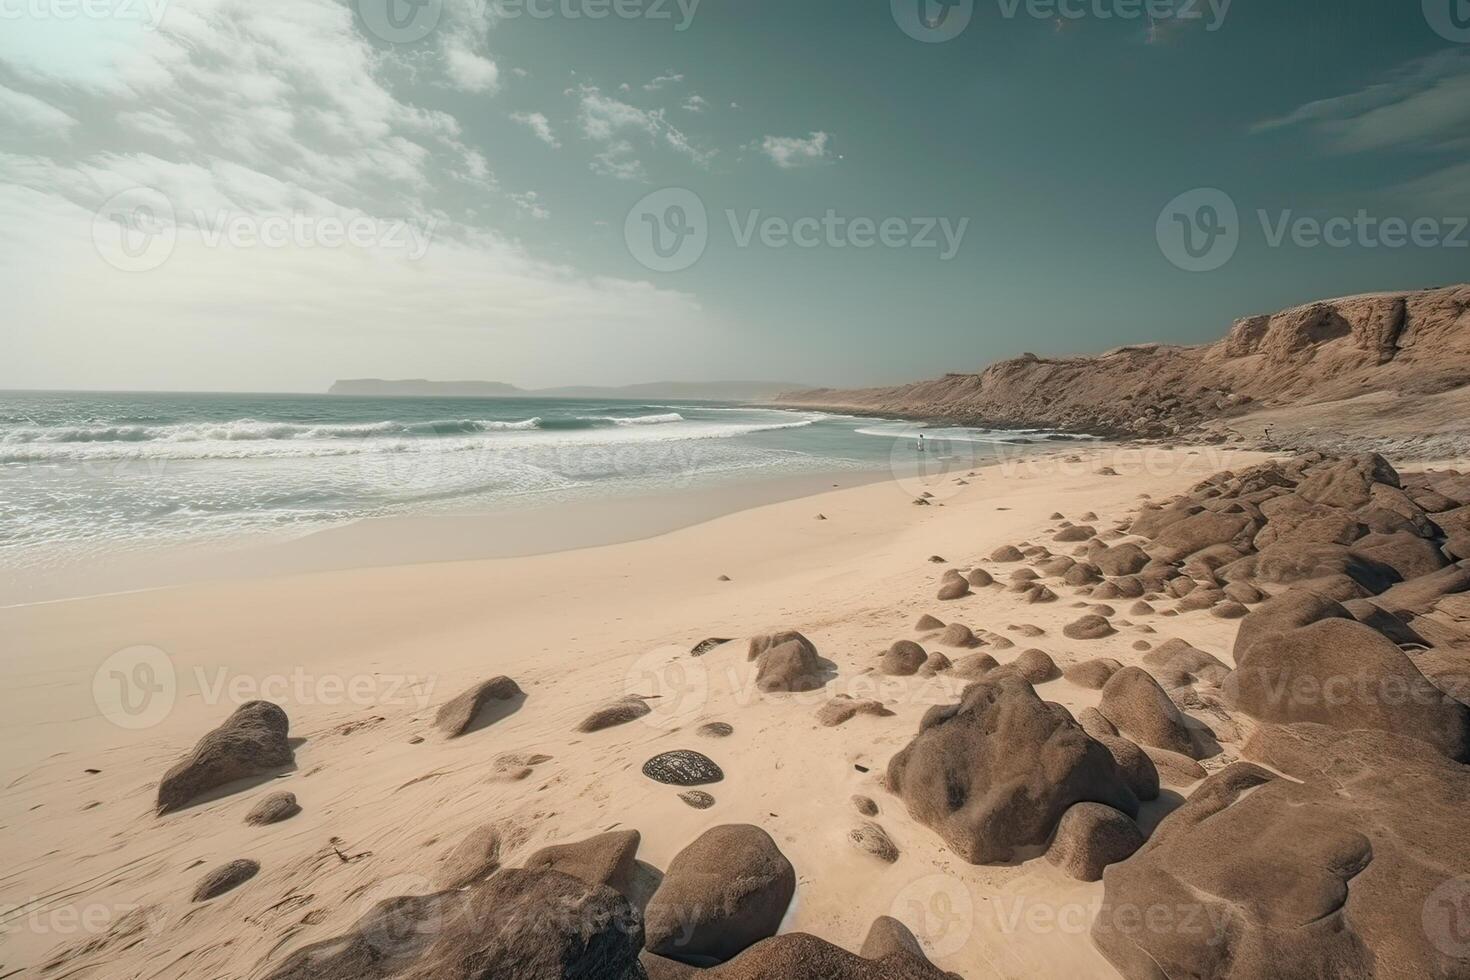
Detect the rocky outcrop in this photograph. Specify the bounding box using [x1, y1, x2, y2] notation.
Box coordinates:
[886, 675, 1139, 864]
[1094, 725, 1470, 980]
[773, 285, 1470, 441]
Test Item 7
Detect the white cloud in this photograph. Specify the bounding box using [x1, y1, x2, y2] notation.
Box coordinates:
[511, 190, 549, 220]
[444, 39, 500, 94]
[760, 131, 832, 169]
[511, 111, 560, 148]
[643, 72, 684, 91]
[0, 0, 711, 391]
[1253, 50, 1470, 155]
[572, 84, 713, 179]
[682, 94, 707, 113]
[0, 82, 79, 135]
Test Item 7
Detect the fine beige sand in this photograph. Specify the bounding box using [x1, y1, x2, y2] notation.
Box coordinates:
[1, 445, 1271, 979]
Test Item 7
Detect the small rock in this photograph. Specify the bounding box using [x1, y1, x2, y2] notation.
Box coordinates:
[244, 792, 300, 826]
[192, 859, 259, 902]
[643, 750, 724, 786]
[849, 821, 900, 863]
[679, 791, 716, 810]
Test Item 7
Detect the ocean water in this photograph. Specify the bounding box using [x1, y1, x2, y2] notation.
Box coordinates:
[0, 390, 1074, 570]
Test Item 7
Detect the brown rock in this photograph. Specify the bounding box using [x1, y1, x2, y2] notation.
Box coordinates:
[1099, 667, 1204, 758]
[644, 825, 795, 965]
[434, 677, 524, 738]
[881, 640, 928, 677]
[848, 822, 900, 863]
[244, 791, 300, 826]
[523, 829, 641, 899]
[1226, 618, 1470, 760]
[436, 824, 503, 888]
[192, 859, 259, 902]
[1045, 802, 1145, 881]
[1063, 657, 1122, 690]
[755, 639, 827, 692]
[576, 696, 651, 733]
[157, 701, 294, 814]
[886, 675, 1138, 863]
[1063, 614, 1115, 640]
[817, 697, 895, 727]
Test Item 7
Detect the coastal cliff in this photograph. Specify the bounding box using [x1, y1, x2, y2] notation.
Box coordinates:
[776, 284, 1470, 449]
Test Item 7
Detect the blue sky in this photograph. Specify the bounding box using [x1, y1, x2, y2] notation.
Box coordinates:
[1, 0, 1467, 391]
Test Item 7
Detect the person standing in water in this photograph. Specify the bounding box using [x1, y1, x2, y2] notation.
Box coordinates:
[918, 433, 925, 453]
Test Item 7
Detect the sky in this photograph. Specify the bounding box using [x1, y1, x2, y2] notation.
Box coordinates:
[1, 0, 1467, 392]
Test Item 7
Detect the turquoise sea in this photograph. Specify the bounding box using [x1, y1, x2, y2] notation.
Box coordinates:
[0, 390, 1083, 568]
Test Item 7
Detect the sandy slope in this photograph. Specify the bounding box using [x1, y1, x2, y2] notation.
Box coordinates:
[0, 445, 1269, 979]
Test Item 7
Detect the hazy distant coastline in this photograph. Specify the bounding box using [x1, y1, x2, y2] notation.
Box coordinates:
[328, 378, 811, 401]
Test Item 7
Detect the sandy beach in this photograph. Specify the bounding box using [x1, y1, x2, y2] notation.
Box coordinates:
[2, 444, 1269, 978]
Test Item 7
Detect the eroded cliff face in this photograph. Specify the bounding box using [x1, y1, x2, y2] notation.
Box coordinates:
[776, 285, 1470, 438]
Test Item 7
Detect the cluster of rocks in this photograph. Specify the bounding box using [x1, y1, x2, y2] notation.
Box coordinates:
[259, 824, 961, 979]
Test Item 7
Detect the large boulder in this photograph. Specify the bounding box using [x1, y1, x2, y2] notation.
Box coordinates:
[1232, 589, 1352, 664]
[643, 825, 796, 966]
[157, 701, 294, 814]
[644, 917, 961, 979]
[523, 830, 641, 899]
[1254, 498, 1366, 549]
[1226, 618, 1470, 761]
[263, 867, 644, 980]
[747, 630, 816, 662]
[1350, 531, 1450, 582]
[1141, 639, 1230, 688]
[886, 675, 1139, 864]
[1369, 562, 1470, 617]
[1144, 511, 1256, 564]
[1219, 542, 1397, 594]
[1095, 725, 1470, 980]
[1092, 543, 1149, 577]
[1098, 667, 1205, 758]
[1294, 453, 1399, 509]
